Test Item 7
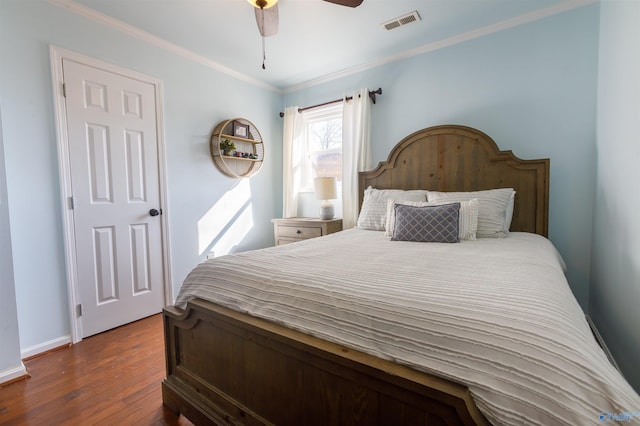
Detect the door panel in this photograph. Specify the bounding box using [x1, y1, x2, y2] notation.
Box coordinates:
[94, 226, 117, 303]
[130, 223, 151, 294]
[63, 59, 164, 338]
[86, 124, 112, 203]
[125, 130, 147, 202]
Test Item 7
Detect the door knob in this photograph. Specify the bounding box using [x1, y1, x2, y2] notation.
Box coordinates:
[149, 208, 160, 217]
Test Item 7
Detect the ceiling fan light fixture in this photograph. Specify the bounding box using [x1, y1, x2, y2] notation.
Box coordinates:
[248, 0, 278, 9]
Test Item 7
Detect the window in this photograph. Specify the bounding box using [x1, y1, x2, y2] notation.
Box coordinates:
[300, 104, 343, 192]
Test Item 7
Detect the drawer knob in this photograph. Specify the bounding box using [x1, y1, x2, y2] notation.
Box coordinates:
[296, 230, 302, 234]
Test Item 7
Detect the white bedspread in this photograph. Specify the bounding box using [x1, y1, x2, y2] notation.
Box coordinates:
[175, 229, 640, 425]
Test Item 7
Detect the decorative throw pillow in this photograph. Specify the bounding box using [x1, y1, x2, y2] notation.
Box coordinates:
[357, 187, 428, 231]
[391, 203, 460, 243]
[385, 198, 479, 240]
[427, 188, 515, 238]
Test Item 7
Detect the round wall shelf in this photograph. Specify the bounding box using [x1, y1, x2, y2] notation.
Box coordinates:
[210, 118, 264, 178]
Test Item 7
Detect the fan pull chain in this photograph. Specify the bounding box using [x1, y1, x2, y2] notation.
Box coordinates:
[261, 7, 267, 69]
[262, 35, 266, 69]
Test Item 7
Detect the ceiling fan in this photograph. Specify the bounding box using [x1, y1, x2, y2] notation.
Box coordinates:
[247, 0, 364, 69]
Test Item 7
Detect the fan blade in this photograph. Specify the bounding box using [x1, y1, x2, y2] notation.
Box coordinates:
[254, 4, 279, 37]
[323, 0, 364, 7]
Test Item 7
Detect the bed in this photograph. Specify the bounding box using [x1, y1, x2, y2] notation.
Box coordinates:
[162, 125, 640, 425]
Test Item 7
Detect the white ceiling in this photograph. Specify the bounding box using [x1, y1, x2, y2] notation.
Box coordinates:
[63, 0, 592, 92]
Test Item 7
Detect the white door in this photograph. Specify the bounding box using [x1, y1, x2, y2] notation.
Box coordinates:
[63, 59, 165, 338]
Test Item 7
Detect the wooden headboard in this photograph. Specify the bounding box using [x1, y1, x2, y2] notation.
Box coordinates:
[359, 125, 550, 236]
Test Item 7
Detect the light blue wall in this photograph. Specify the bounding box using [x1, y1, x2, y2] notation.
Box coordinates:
[0, 105, 23, 378]
[285, 4, 600, 310]
[0, 1, 281, 352]
[591, 1, 640, 392]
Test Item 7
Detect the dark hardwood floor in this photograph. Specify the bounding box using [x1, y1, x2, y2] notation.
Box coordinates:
[0, 314, 194, 425]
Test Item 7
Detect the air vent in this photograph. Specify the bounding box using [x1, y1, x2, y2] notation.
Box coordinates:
[381, 11, 421, 31]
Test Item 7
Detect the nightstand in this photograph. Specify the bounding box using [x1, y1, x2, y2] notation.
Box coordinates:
[272, 217, 343, 246]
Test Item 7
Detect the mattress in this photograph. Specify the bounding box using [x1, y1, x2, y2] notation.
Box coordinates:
[175, 229, 640, 425]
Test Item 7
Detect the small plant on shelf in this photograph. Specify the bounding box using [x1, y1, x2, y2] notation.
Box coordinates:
[220, 139, 235, 156]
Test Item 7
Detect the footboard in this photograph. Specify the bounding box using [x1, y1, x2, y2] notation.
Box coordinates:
[162, 299, 489, 426]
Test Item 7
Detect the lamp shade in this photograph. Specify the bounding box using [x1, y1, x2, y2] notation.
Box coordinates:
[314, 177, 337, 200]
[247, 0, 278, 9]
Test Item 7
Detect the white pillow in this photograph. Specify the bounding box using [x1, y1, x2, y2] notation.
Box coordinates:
[385, 198, 479, 240]
[357, 187, 428, 231]
[505, 191, 515, 231]
[427, 188, 515, 238]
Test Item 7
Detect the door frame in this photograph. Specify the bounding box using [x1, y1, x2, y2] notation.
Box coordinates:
[49, 46, 173, 343]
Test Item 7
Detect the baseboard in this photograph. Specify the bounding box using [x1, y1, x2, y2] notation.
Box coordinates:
[0, 363, 29, 386]
[586, 315, 622, 373]
[21, 335, 72, 360]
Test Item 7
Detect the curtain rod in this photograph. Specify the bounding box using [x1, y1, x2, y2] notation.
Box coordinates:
[278, 88, 382, 118]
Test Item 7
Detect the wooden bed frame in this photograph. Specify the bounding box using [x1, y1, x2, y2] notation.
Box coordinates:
[163, 125, 550, 425]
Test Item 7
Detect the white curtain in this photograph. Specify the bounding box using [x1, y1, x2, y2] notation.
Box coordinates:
[342, 88, 373, 229]
[282, 106, 303, 218]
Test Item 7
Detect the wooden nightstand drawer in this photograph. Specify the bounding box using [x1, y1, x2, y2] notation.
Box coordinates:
[276, 237, 304, 246]
[272, 218, 342, 246]
[278, 225, 322, 239]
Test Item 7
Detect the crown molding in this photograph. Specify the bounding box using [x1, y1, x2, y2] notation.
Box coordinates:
[47, 0, 281, 93]
[283, 0, 599, 94]
[47, 0, 597, 96]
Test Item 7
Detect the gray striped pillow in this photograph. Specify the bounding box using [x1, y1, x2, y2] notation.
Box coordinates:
[427, 188, 515, 238]
[356, 187, 428, 231]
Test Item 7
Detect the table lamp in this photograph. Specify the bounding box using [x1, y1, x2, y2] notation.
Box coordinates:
[314, 177, 337, 220]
